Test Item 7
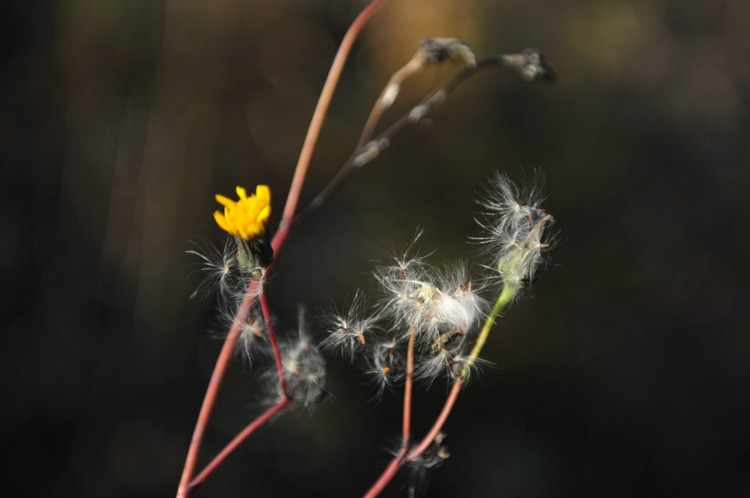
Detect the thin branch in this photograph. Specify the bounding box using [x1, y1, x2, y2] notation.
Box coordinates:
[402, 327, 417, 443]
[177, 280, 260, 498]
[178, 3, 393, 496]
[260, 290, 286, 392]
[362, 280, 523, 495]
[363, 380, 463, 497]
[188, 396, 290, 491]
[406, 380, 462, 461]
[271, 0, 393, 254]
[294, 60, 480, 224]
[355, 57, 424, 152]
[295, 52, 552, 224]
[362, 446, 409, 498]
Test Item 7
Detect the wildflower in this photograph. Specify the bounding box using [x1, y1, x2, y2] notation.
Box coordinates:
[214, 185, 271, 240]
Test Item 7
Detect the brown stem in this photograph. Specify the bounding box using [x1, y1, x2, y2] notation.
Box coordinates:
[188, 396, 290, 491]
[177, 280, 260, 498]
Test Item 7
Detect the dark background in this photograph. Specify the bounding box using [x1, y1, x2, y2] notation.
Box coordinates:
[3, 0, 749, 496]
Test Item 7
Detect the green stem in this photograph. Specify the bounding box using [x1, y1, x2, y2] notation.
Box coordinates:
[461, 283, 518, 378]
[364, 284, 521, 497]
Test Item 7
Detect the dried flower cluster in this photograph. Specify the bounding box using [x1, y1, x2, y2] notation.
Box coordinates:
[323, 174, 555, 397]
[323, 251, 484, 395]
[476, 172, 555, 288]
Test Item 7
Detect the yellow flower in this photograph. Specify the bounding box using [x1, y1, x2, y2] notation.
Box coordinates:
[213, 185, 271, 240]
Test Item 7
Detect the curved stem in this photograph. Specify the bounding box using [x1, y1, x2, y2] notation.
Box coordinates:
[178, 3, 393, 496]
[354, 57, 424, 152]
[362, 381, 463, 498]
[462, 284, 517, 377]
[362, 446, 408, 498]
[271, 0, 393, 254]
[362, 283, 519, 496]
[406, 380, 462, 461]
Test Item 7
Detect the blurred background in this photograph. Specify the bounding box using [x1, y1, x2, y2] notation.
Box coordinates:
[2, 0, 749, 496]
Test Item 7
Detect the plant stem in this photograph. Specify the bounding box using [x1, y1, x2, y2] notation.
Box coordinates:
[462, 283, 517, 377]
[188, 395, 290, 491]
[271, 0, 392, 254]
[362, 446, 409, 498]
[178, 3, 393, 495]
[402, 328, 417, 443]
[260, 290, 286, 392]
[363, 380, 462, 498]
[354, 58, 424, 152]
[295, 56, 523, 223]
[177, 280, 260, 498]
[362, 284, 518, 496]
[406, 380, 461, 461]
[409, 284, 519, 460]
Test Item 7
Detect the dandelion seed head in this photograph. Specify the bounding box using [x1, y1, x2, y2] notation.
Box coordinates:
[321, 291, 379, 359]
[187, 238, 248, 300]
[277, 313, 327, 412]
[475, 172, 555, 288]
[363, 336, 406, 400]
[415, 343, 460, 386]
[237, 315, 267, 363]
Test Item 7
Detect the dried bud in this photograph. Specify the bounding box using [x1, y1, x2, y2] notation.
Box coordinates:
[417, 38, 477, 68]
[502, 48, 555, 82]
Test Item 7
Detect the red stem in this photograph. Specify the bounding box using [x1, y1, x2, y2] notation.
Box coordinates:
[177, 280, 259, 498]
[402, 328, 416, 443]
[271, 0, 392, 254]
[260, 290, 286, 392]
[366, 328, 414, 498]
[183, 288, 289, 493]
[178, 2, 393, 495]
[406, 380, 462, 460]
[362, 446, 408, 498]
[188, 396, 290, 491]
